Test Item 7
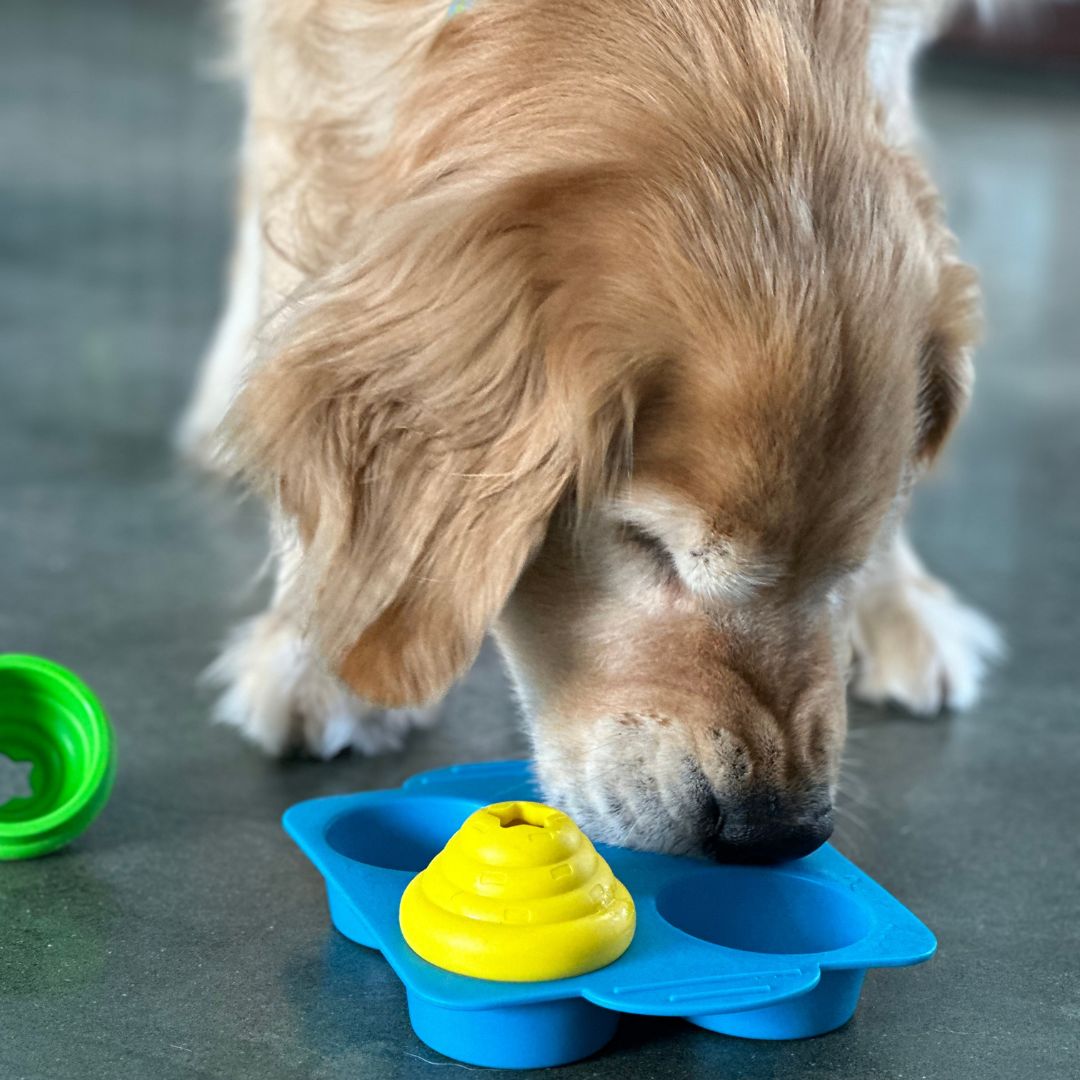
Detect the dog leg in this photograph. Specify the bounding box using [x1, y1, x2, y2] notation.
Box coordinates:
[208, 611, 437, 757]
[209, 544, 437, 757]
[176, 189, 261, 472]
[869, 0, 961, 147]
[852, 528, 1003, 714]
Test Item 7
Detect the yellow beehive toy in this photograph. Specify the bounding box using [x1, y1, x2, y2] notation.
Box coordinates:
[399, 800, 635, 982]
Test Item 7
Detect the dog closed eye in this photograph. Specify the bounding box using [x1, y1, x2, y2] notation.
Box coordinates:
[619, 522, 681, 583]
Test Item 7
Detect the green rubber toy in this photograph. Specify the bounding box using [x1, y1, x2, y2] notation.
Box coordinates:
[0, 654, 115, 860]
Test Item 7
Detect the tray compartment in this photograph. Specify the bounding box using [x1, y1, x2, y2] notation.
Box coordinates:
[323, 796, 479, 872]
[689, 968, 865, 1039]
[407, 991, 619, 1068]
[654, 866, 874, 1038]
[656, 867, 872, 955]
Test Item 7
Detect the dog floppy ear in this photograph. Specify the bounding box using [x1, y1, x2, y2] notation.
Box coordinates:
[916, 255, 980, 464]
[227, 183, 605, 706]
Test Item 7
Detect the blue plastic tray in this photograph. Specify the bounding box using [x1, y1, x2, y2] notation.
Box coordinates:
[284, 760, 936, 1068]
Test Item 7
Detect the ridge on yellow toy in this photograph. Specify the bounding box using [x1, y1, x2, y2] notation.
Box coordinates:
[398, 800, 636, 982]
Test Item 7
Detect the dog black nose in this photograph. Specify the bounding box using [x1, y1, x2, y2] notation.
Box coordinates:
[703, 791, 834, 864]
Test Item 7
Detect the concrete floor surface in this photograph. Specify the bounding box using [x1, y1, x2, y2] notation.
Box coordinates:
[2, 3, 1078, 1077]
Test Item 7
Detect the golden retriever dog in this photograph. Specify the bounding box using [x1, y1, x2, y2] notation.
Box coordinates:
[180, 0, 1001, 861]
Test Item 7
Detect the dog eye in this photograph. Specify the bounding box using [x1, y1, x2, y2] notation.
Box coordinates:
[620, 522, 680, 581]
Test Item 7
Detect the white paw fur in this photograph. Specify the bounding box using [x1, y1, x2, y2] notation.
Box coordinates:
[852, 571, 1003, 715]
[208, 612, 435, 757]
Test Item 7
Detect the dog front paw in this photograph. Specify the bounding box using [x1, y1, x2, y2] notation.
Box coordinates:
[852, 574, 1003, 715]
[208, 613, 436, 757]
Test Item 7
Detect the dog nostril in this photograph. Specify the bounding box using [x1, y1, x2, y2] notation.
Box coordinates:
[703, 795, 834, 864]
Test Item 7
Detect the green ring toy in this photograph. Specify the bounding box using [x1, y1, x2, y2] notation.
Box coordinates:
[0, 654, 115, 860]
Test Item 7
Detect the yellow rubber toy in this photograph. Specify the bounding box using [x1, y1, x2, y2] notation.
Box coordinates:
[398, 801, 636, 982]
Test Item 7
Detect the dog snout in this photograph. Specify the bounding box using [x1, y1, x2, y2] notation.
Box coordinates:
[700, 788, 834, 864]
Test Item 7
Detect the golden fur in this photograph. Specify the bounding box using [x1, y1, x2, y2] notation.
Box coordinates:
[189, 0, 1000, 858]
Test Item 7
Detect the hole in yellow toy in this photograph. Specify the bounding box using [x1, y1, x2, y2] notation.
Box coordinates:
[492, 802, 546, 829]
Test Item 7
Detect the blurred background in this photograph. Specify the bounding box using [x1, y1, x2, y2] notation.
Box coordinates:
[2, 3, 1078, 1080]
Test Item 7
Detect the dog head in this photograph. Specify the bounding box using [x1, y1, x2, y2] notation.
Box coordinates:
[229, 0, 978, 860]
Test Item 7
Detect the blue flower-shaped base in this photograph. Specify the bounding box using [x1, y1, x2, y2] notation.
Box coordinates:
[284, 760, 936, 1068]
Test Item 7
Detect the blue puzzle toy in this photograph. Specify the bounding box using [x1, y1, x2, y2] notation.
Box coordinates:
[284, 760, 936, 1069]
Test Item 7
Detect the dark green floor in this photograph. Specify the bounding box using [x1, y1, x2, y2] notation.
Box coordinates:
[2, 2, 1078, 1077]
